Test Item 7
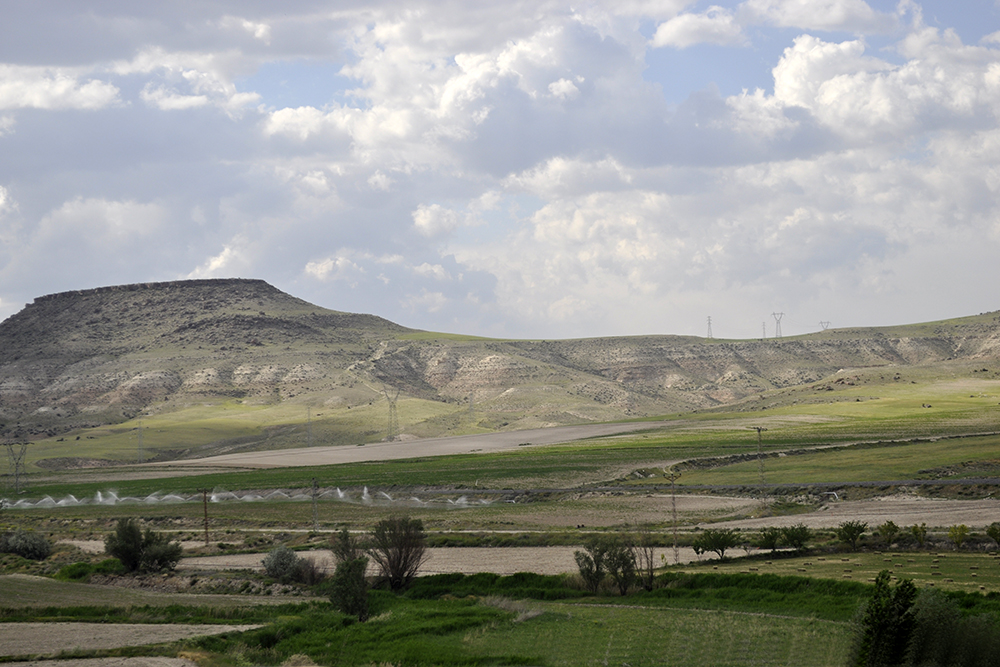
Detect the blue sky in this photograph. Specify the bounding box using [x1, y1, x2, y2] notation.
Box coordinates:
[1, 1, 999, 339]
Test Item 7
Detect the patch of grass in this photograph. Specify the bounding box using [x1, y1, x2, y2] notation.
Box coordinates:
[698, 550, 1000, 597]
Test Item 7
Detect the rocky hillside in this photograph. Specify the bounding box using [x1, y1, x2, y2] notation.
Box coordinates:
[2, 279, 999, 444]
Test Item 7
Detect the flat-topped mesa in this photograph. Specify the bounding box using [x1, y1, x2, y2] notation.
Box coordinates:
[29, 278, 279, 305]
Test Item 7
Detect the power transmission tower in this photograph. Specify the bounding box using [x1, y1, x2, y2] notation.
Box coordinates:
[772, 312, 784, 338]
[762, 321, 766, 339]
[819, 321, 831, 331]
[706, 316, 713, 339]
[5, 442, 28, 494]
[468, 392, 475, 426]
[382, 386, 400, 442]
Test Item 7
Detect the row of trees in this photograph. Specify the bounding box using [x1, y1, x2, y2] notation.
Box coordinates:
[836, 520, 1000, 552]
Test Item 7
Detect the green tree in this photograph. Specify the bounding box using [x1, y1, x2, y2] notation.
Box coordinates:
[693, 528, 740, 560]
[605, 537, 636, 596]
[330, 527, 369, 620]
[756, 527, 783, 553]
[947, 524, 969, 549]
[367, 516, 427, 591]
[781, 523, 811, 551]
[837, 520, 868, 551]
[574, 537, 609, 594]
[849, 570, 917, 667]
[910, 523, 927, 548]
[986, 522, 1000, 548]
[876, 521, 899, 547]
[104, 518, 181, 573]
[330, 557, 370, 621]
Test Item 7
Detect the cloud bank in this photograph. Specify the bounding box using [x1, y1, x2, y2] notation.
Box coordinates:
[1, 1, 999, 339]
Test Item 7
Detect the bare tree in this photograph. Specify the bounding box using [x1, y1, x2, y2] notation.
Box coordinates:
[633, 526, 658, 591]
[367, 516, 428, 591]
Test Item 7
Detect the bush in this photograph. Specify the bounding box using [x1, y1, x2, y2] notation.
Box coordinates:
[104, 518, 182, 573]
[263, 545, 301, 583]
[0, 530, 52, 560]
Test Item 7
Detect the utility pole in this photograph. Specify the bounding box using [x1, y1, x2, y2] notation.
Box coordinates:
[312, 477, 320, 532]
[750, 427, 768, 487]
[135, 421, 144, 464]
[664, 468, 681, 565]
[201, 489, 210, 547]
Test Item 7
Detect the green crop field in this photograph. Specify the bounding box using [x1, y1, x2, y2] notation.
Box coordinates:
[692, 551, 1000, 596]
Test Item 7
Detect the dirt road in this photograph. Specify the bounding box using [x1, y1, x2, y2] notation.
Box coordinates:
[148, 422, 672, 471]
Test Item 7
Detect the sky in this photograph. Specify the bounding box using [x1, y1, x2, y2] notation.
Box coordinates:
[1, 0, 999, 340]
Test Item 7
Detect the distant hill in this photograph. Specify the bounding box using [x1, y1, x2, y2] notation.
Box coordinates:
[2, 279, 999, 452]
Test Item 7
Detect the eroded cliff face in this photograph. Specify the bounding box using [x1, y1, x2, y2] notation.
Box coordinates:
[1, 278, 999, 440]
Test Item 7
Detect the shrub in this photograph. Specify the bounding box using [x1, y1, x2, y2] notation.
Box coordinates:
[367, 516, 428, 592]
[104, 518, 182, 573]
[0, 530, 52, 560]
[263, 545, 301, 583]
[836, 521, 868, 551]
